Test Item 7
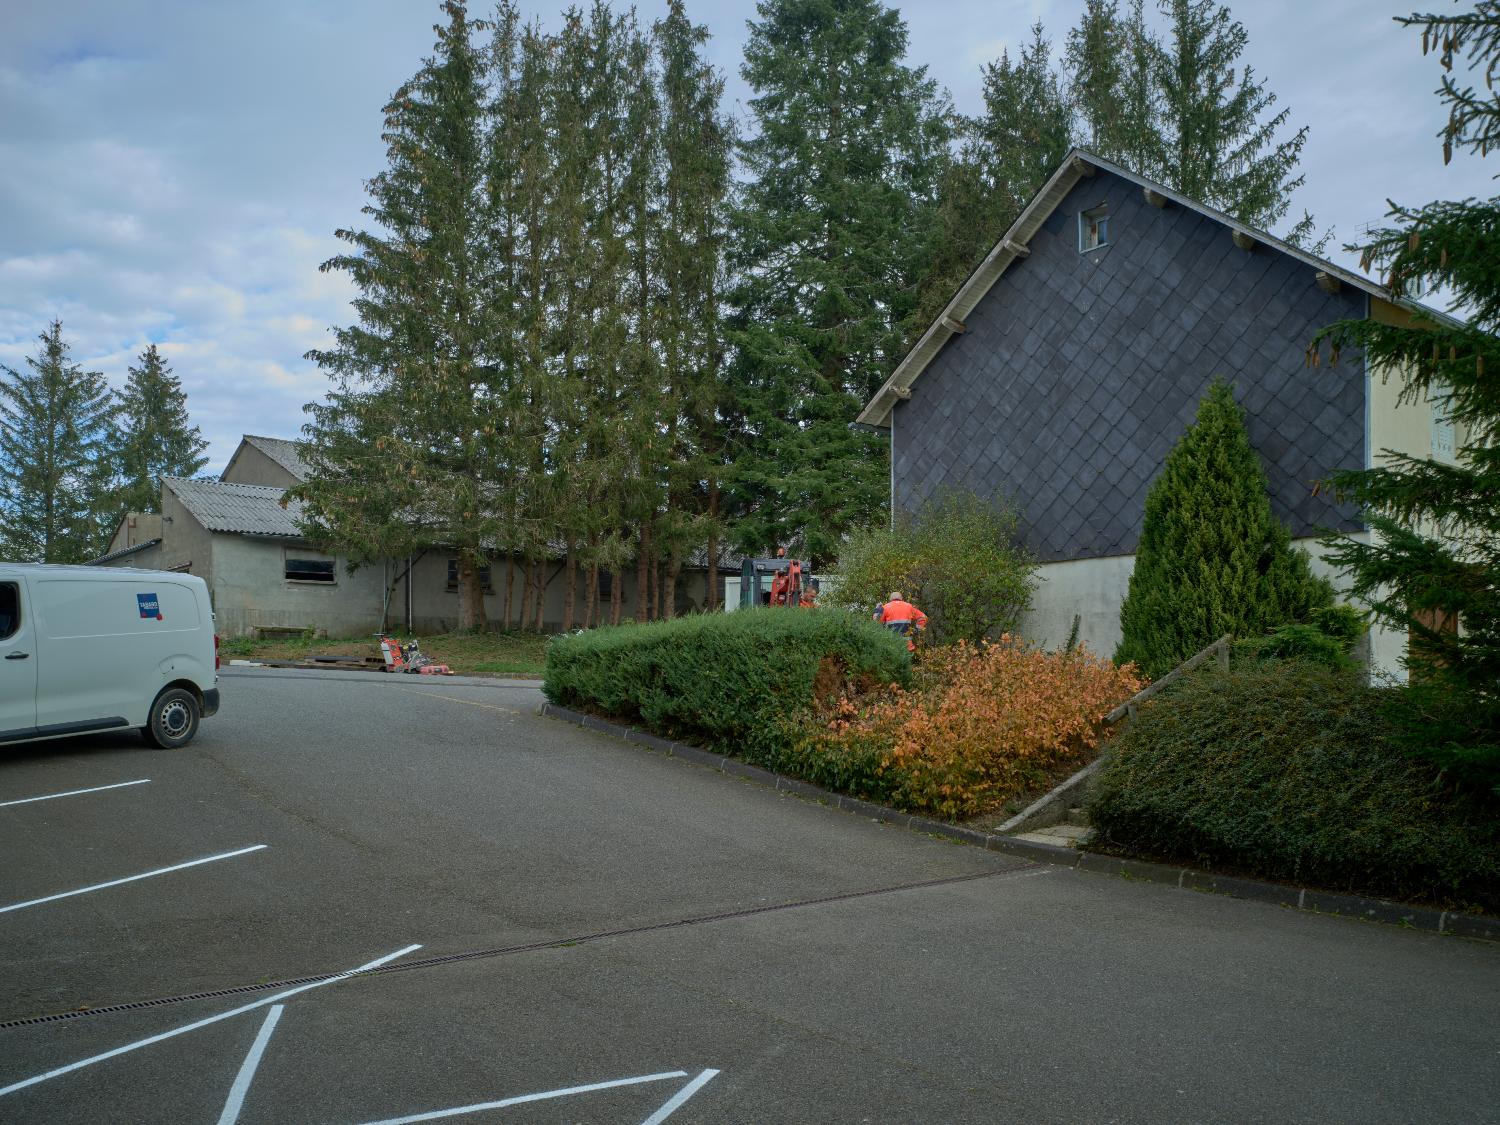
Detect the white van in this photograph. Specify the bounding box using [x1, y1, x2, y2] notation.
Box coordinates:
[0, 564, 219, 750]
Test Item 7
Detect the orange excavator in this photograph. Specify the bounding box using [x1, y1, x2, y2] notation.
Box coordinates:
[739, 549, 819, 609]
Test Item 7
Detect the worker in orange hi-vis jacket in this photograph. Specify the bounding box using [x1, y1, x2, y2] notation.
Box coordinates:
[873, 590, 928, 650]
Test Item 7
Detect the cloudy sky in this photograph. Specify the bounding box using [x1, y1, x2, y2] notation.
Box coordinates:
[1, 0, 1491, 472]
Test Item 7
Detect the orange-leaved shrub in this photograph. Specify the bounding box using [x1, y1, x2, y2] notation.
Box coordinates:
[783, 638, 1143, 820]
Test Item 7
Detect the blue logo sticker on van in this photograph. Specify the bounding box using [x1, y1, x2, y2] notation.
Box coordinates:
[138, 593, 162, 621]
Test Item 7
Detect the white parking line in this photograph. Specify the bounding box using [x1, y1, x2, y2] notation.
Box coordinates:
[358, 1071, 692, 1125]
[0, 944, 421, 1099]
[215, 1004, 284, 1125]
[0, 845, 268, 915]
[641, 1069, 721, 1124]
[0, 779, 151, 808]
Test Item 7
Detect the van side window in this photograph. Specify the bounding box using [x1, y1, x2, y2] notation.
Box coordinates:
[0, 583, 18, 641]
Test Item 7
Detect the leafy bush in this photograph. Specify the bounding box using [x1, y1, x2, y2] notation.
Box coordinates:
[1234, 604, 1366, 672]
[1088, 659, 1500, 910]
[786, 640, 1143, 820]
[543, 609, 910, 760]
[1115, 381, 1333, 679]
[825, 488, 1037, 645]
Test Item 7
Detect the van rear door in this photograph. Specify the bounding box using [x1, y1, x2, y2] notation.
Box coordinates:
[0, 576, 38, 743]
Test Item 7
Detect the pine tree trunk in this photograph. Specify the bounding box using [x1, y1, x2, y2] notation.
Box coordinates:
[457, 554, 488, 632]
[706, 479, 720, 611]
[502, 555, 514, 631]
[519, 558, 535, 632]
[585, 561, 598, 629]
[635, 522, 651, 622]
[664, 553, 682, 619]
[533, 562, 547, 632]
[611, 571, 623, 625]
[562, 547, 577, 633]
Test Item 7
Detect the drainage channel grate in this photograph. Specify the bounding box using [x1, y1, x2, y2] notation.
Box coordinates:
[0, 863, 1041, 1032]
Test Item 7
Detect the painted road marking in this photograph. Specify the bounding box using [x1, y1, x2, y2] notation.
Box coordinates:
[0, 779, 151, 808]
[397, 688, 520, 717]
[641, 1069, 721, 1124]
[0, 845, 268, 915]
[214, 1004, 284, 1125]
[358, 1071, 694, 1124]
[0, 944, 422, 1099]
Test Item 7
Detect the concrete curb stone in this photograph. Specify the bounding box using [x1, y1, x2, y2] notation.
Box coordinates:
[536, 701, 1500, 943]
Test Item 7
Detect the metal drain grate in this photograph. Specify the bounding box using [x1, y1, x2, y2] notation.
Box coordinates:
[0, 862, 1042, 1032]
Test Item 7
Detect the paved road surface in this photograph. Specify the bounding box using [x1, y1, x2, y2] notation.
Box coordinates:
[1, 667, 1496, 1123]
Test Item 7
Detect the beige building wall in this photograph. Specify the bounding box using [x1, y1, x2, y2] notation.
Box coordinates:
[208, 537, 388, 637]
[220, 442, 301, 489]
[1361, 296, 1463, 681]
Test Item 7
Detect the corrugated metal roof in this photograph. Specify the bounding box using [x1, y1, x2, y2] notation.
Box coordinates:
[242, 435, 310, 481]
[166, 477, 306, 538]
[87, 538, 163, 565]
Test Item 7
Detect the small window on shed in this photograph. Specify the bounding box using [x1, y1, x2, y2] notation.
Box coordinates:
[1079, 205, 1110, 252]
[446, 559, 494, 593]
[285, 558, 336, 584]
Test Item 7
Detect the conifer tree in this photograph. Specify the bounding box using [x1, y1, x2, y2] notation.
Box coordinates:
[1115, 381, 1331, 679]
[0, 321, 119, 562]
[915, 24, 1073, 335]
[116, 344, 208, 515]
[1312, 3, 1500, 787]
[1067, 0, 1315, 239]
[655, 0, 733, 611]
[727, 0, 951, 563]
[297, 1, 503, 629]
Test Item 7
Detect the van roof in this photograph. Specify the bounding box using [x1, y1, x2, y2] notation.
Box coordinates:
[0, 563, 203, 582]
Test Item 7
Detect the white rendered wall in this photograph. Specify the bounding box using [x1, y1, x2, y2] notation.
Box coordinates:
[1019, 536, 1376, 669]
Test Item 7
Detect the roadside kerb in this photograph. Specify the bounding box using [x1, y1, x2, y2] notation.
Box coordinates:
[538, 701, 1500, 943]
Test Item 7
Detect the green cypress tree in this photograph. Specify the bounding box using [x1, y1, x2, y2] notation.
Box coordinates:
[116, 344, 208, 515]
[727, 0, 952, 564]
[1115, 381, 1331, 678]
[0, 321, 119, 563]
[297, 0, 504, 630]
[1311, 4, 1500, 788]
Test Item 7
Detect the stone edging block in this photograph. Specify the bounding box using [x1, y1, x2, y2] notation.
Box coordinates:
[536, 702, 1500, 943]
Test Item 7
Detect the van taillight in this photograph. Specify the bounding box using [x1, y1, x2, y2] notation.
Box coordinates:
[214, 633, 220, 670]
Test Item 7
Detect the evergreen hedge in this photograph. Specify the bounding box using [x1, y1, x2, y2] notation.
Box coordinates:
[1087, 660, 1500, 911]
[1115, 381, 1332, 679]
[543, 609, 910, 761]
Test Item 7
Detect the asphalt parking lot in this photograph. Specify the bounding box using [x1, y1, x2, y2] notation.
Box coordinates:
[2, 666, 1498, 1124]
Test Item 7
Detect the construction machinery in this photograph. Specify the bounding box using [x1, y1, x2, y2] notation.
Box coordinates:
[738, 554, 819, 609]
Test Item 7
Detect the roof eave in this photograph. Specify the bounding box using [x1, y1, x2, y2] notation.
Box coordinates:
[856, 154, 1094, 429]
[856, 147, 1461, 429]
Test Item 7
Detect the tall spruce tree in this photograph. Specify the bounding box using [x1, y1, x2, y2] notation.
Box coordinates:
[727, 0, 951, 563]
[915, 24, 1073, 336]
[1312, 3, 1500, 788]
[116, 344, 208, 515]
[1067, 0, 1316, 239]
[297, 0, 504, 629]
[0, 321, 119, 563]
[655, 0, 732, 610]
[1115, 381, 1331, 678]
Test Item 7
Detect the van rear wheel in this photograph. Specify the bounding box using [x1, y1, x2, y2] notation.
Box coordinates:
[144, 688, 200, 749]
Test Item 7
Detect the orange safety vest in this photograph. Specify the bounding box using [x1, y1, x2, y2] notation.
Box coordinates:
[877, 599, 927, 630]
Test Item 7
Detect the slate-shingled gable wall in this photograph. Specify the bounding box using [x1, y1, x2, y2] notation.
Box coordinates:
[892, 170, 1366, 563]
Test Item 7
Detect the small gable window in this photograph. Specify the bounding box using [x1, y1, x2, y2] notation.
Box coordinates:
[1079, 205, 1110, 253]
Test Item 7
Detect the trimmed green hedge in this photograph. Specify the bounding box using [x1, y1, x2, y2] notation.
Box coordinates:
[543, 609, 910, 761]
[1087, 660, 1500, 911]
